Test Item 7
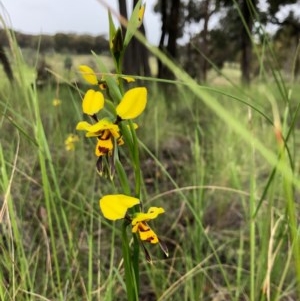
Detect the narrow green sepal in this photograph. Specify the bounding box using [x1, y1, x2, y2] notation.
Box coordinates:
[108, 10, 117, 48]
[111, 28, 123, 62]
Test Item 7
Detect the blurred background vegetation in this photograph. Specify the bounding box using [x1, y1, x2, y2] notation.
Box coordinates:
[1, 0, 300, 300]
[1, 0, 300, 84]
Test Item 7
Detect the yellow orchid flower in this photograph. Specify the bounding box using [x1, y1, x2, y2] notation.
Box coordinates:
[79, 65, 98, 85]
[116, 87, 147, 120]
[76, 119, 123, 157]
[82, 89, 104, 116]
[99, 194, 168, 259]
[131, 207, 165, 244]
[99, 194, 140, 220]
[52, 98, 61, 107]
[64, 134, 79, 151]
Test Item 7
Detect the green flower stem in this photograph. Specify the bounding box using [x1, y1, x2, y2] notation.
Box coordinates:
[129, 120, 142, 286]
[112, 29, 142, 300]
[132, 234, 140, 292]
[115, 159, 131, 195]
[115, 155, 140, 300]
[122, 222, 139, 301]
[281, 149, 300, 297]
[129, 120, 142, 199]
[114, 117, 142, 300]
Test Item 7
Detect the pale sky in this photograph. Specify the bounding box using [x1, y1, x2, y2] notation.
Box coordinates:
[1, 0, 298, 47]
[0, 0, 161, 44]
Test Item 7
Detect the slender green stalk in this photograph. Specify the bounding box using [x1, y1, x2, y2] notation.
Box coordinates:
[249, 109, 256, 301]
[87, 207, 94, 300]
[281, 149, 300, 297]
[121, 223, 139, 301]
[112, 18, 143, 295]
[115, 122, 142, 299]
[249, 181, 256, 301]
[235, 231, 244, 301]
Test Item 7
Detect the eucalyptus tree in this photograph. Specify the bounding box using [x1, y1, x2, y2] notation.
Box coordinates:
[214, 0, 299, 84]
[154, 0, 183, 79]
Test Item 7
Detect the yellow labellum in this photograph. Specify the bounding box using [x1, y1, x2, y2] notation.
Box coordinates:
[79, 65, 98, 85]
[100, 194, 140, 220]
[82, 89, 104, 115]
[95, 138, 113, 156]
[133, 223, 159, 244]
[116, 87, 147, 119]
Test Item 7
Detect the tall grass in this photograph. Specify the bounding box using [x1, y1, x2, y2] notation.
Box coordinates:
[1, 3, 300, 300]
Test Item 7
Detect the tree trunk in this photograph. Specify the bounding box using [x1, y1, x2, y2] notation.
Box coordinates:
[166, 0, 180, 58]
[158, 0, 180, 79]
[131, 0, 151, 76]
[118, 0, 133, 73]
[0, 45, 13, 82]
[135, 22, 151, 76]
[158, 0, 167, 78]
[201, 0, 210, 82]
[118, 0, 150, 76]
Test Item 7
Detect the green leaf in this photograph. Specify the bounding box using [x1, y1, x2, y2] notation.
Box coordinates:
[123, 0, 143, 48]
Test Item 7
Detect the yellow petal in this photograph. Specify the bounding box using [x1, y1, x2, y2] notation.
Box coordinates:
[99, 194, 140, 220]
[82, 89, 104, 115]
[85, 119, 120, 137]
[121, 76, 135, 83]
[131, 207, 165, 225]
[116, 87, 147, 119]
[79, 65, 98, 85]
[76, 121, 93, 131]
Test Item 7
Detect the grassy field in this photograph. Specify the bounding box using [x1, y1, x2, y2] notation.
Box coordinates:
[1, 29, 300, 301]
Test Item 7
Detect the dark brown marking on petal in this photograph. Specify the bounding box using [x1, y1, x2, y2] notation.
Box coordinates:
[98, 146, 109, 154]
